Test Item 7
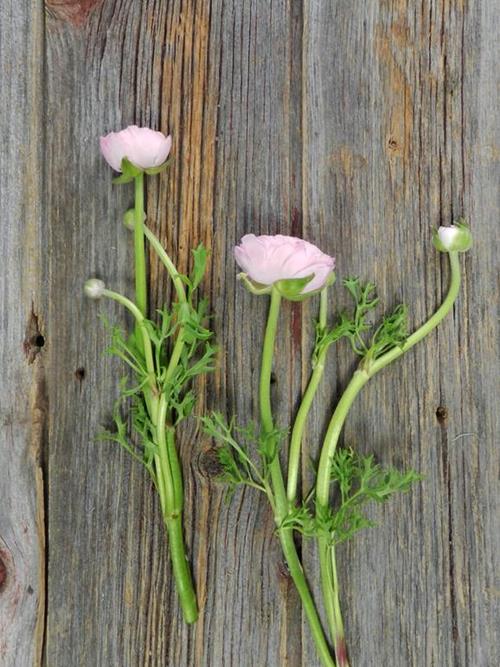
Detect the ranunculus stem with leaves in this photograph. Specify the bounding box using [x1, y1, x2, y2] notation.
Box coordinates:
[261, 288, 336, 667]
[315, 251, 461, 664]
[100, 285, 198, 624]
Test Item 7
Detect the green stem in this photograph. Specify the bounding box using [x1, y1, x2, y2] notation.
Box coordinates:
[166, 426, 184, 514]
[156, 395, 198, 624]
[314, 251, 462, 659]
[165, 327, 185, 385]
[287, 289, 328, 502]
[134, 173, 147, 346]
[319, 540, 349, 667]
[102, 286, 197, 623]
[143, 222, 188, 388]
[260, 288, 335, 667]
[316, 251, 461, 505]
[143, 224, 187, 304]
[164, 514, 198, 624]
[102, 288, 157, 408]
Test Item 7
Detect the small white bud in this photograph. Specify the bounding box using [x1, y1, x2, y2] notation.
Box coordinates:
[433, 221, 472, 253]
[84, 278, 106, 299]
[438, 226, 460, 249]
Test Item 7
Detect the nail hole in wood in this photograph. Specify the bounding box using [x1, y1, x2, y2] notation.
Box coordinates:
[24, 308, 45, 364]
[436, 406, 448, 424]
[75, 367, 86, 381]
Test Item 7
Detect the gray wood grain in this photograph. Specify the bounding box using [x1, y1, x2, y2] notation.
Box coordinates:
[0, 2, 46, 665]
[302, 2, 500, 666]
[0, 0, 498, 665]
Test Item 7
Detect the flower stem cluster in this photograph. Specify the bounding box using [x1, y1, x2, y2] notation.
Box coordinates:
[205, 222, 471, 666]
[85, 127, 215, 624]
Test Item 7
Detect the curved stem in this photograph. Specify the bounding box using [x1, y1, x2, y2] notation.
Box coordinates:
[287, 289, 328, 502]
[260, 288, 335, 667]
[142, 224, 187, 304]
[316, 251, 461, 506]
[143, 223, 188, 388]
[314, 251, 462, 658]
[102, 288, 157, 408]
[369, 251, 461, 375]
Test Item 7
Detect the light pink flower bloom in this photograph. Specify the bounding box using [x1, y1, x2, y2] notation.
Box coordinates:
[99, 125, 172, 172]
[234, 234, 335, 293]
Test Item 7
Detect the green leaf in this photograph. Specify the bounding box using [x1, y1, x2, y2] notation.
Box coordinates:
[367, 304, 408, 360]
[190, 244, 208, 292]
[320, 447, 423, 544]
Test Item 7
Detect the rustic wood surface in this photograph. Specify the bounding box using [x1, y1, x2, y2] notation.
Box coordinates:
[1, 1, 498, 665]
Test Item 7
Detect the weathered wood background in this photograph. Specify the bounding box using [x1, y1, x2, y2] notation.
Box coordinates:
[1, 1, 498, 665]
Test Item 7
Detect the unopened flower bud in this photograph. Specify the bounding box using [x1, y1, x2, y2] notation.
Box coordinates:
[433, 220, 472, 253]
[100, 126, 172, 173]
[84, 278, 106, 299]
[123, 209, 146, 230]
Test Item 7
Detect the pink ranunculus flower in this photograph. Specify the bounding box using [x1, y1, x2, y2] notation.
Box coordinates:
[234, 234, 335, 293]
[99, 125, 172, 172]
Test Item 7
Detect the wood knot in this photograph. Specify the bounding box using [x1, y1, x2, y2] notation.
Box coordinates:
[46, 0, 103, 26]
[197, 448, 223, 479]
[387, 135, 400, 153]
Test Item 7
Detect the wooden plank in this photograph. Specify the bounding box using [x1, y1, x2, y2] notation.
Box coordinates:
[302, 1, 499, 666]
[43, 1, 303, 665]
[0, 2, 46, 665]
[0, 0, 493, 665]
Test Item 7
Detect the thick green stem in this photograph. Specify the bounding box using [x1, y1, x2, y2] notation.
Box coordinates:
[314, 251, 462, 659]
[156, 395, 198, 624]
[319, 540, 349, 667]
[164, 515, 198, 623]
[134, 173, 147, 347]
[260, 288, 335, 667]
